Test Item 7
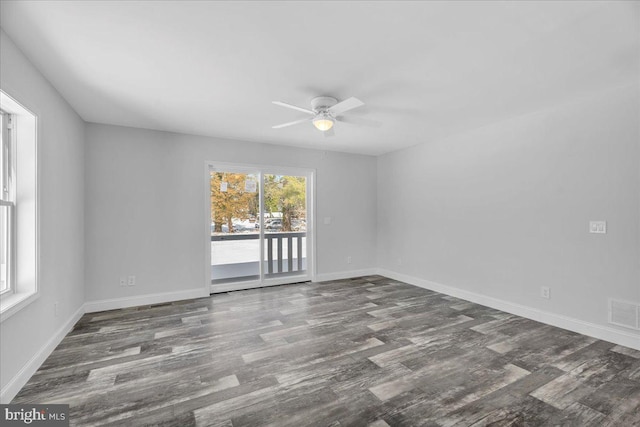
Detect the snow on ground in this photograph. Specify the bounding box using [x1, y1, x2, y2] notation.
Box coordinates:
[211, 238, 307, 265]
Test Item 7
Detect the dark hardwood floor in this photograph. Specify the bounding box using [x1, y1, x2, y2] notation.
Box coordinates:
[13, 276, 640, 426]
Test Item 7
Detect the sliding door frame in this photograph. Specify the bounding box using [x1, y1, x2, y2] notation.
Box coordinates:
[204, 161, 316, 294]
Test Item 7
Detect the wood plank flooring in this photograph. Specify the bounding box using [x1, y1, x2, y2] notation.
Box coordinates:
[12, 276, 640, 426]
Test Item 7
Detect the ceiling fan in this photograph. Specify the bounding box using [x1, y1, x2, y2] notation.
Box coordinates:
[272, 96, 364, 136]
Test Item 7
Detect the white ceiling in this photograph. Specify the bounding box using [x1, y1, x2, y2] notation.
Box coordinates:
[1, 1, 638, 155]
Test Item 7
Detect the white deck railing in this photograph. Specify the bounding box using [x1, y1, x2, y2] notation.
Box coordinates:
[211, 231, 306, 276]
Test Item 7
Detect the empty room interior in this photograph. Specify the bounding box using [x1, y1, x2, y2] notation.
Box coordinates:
[1, 1, 639, 425]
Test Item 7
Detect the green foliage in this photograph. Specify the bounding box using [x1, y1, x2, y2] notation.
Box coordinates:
[210, 173, 305, 233]
[264, 175, 306, 231]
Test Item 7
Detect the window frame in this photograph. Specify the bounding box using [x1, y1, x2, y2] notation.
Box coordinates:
[0, 109, 16, 296]
[0, 90, 39, 322]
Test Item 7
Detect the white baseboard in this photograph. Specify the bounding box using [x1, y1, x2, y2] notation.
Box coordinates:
[84, 288, 209, 313]
[1, 304, 85, 403]
[315, 268, 378, 283]
[377, 268, 640, 351]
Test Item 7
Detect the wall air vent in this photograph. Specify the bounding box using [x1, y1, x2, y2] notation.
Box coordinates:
[609, 299, 640, 330]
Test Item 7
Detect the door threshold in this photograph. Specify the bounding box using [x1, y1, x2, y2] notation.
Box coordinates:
[210, 278, 311, 294]
[211, 275, 260, 285]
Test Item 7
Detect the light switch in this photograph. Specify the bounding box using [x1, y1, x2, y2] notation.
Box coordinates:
[589, 221, 606, 234]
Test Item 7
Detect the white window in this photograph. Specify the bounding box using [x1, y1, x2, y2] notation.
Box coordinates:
[0, 110, 15, 295]
[0, 90, 38, 321]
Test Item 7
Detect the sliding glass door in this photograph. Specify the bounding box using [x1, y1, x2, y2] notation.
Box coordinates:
[208, 163, 313, 292]
[210, 170, 260, 284]
[262, 173, 308, 281]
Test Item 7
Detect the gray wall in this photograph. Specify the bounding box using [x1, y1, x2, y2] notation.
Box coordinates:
[377, 84, 640, 335]
[0, 30, 85, 394]
[84, 123, 377, 302]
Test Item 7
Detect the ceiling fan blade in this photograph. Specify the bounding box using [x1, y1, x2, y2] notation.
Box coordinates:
[328, 97, 364, 115]
[336, 116, 382, 128]
[272, 118, 311, 129]
[324, 127, 335, 138]
[272, 101, 315, 115]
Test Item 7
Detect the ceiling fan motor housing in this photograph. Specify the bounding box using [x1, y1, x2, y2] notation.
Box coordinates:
[311, 96, 338, 114]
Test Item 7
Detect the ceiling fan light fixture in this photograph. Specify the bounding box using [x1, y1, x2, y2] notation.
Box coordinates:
[273, 96, 363, 132]
[313, 114, 334, 131]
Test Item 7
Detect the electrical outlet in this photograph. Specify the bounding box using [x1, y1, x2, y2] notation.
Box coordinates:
[347, 256, 352, 264]
[541, 286, 550, 299]
[119, 277, 127, 287]
[127, 275, 136, 286]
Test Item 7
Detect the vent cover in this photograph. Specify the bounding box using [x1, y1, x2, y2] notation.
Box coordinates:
[609, 299, 640, 330]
